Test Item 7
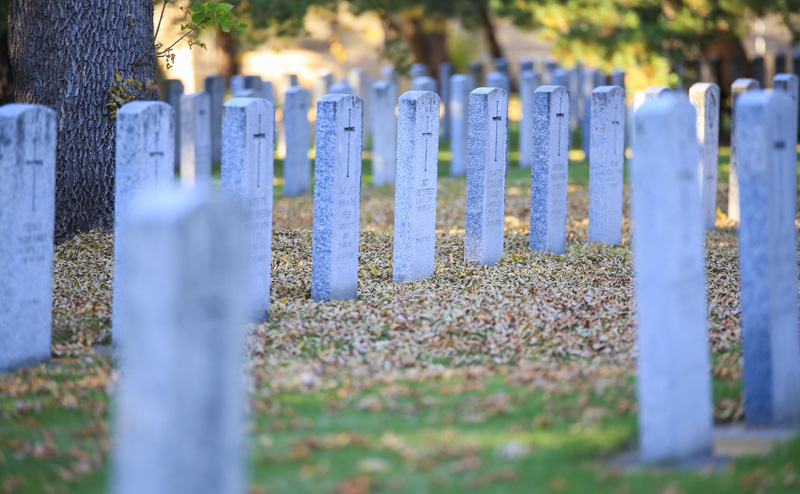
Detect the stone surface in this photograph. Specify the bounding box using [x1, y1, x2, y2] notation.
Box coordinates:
[569, 65, 582, 131]
[283, 87, 311, 196]
[439, 62, 453, 139]
[773, 73, 799, 215]
[231, 75, 273, 102]
[348, 68, 372, 140]
[311, 94, 363, 301]
[113, 102, 175, 346]
[551, 68, 569, 89]
[588, 86, 626, 244]
[689, 83, 721, 231]
[180, 92, 212, 188]
[519, 70, 540, 169]
[412, 76, 436, 93]
[410, 63, 429, 80]
[520, 58, 534, 73]
[449, 74, 472, 177]
[465, 87, 508, 266]
[632, 95, 711, 465]
[495, 58, 509, 76]
[610, 70, 626, 87]
[530, 86, 569, 254]
[736, 90, 800, 427]
[381, 65, 397, 83]
[163, 79, 184, 168]
[487, 71, 511, 94]
[371, 80, 398, 186]
[329, 82, 354, 95]
[204, 75, 225, 164]
[469, 61, 484, 88]
[581, 69, 604, 159]
[0, 104, 56, 372]
[112, 189, 249, 494]
[220, 98, 275, 321]
[728, 78, 759, 223]
[314, 72, 334, 102]
[393, 91, 441, 282]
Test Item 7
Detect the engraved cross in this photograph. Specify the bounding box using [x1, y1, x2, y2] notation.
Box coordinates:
[253, 114, 267, 188]
[344, 108, 356, 178]
[492, 100, 503, 162]
[555, 98, 565, 157]
[422, 99, 435, 171]
[26, 130, 44, 212]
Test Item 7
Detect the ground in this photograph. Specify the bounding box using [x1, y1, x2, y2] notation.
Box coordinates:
[1, 124, 799, 494]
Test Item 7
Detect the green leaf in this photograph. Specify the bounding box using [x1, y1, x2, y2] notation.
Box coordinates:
[191, 13, 205, 23]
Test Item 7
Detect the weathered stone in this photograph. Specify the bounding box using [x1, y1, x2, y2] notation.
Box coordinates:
[552, 68, 569, 89]
[112, 190, 249, 494]
[610, 70, 626, 87]
[163, 79, 184, 168]
[410, 63, 429, 80]
[632, 95, 712, 464]
[180, 92, 212, 188]
[439, 62, 453, 139]
[469, 61, 484, 88]
[283, 87, 311, 196]
[0, 104, 56, 372]
[729, 78, 760, 223]
[449, 74, 472, 177]
[519, 70, 540, 169]
[520, 58, 534, 73]
[112, 102, 175, 346]
[773, 73, 799, 215]
[581, 69, 604, 160]
[412, 76, 436, 93]
[329, 82, 354, 95]
[348, 68, 373, 141]
[736, 90, 800, 427]
[220, 98, 275, 321]
[588, 86, 626, 244]
[314, 71, 334, 102]
[487, 71, 511, 94]
[393, 91, 441, 282]
[465, 87, 508, 266]
[204, 75, 225, 164]
[311, 94, 363, 301]
[371, 80, 398, 186]
[530, 86, 569, 254]
[689, 83, 721, 231]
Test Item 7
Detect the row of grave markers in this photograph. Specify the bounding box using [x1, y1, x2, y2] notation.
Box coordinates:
[1, 80, 799, 490]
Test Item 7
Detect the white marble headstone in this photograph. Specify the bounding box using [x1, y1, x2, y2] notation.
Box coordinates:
[689, 83, 720, 231]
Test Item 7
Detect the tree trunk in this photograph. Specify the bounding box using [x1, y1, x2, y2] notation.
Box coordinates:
[478, 3, 504, 61]
[216, 29, 239, 80]
[0, 31, 14, 105]
[9, 0, 159, 242]
[397, 13, 448, 82]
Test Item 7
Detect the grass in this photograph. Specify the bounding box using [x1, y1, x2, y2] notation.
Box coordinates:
[2, 123, 800, 494]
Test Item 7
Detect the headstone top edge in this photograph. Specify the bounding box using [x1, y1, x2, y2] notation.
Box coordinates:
[471, 86, 507, 97]
[592, 85, 625, 95]
[399, 90, 441, 103]
[689, 82, 720, 92]
[318, 93, 362, 104]
[737, 89, 791, 109]
[0, 102, 56, 118]
[774, 73, 799, 83]
[118, 100, 173, 116]
[223, 97, 274, 110]
[636, 93, 694, 117]
[535, 85, 568, 95]
[732, 78, 760, 89]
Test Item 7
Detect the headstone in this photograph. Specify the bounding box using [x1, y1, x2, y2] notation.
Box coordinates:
[0, 104, 56, 372]
[728, 78, 760, 222]
[773, 74, 799, 205]
[581, 69, 600, 158]
[283, 73, 299, 88]
[204, 75, 225, 164]
[530, 86, 569, 254]
[439, 62, 453, 139]
[393, 91, 441, 282]
[588, 86, 626, 244]
[410, 63, 430, 80]
[552, 68, 569, 89]
[610, 70, 626, 88]
[112, 102, 175, 345]
[221, 98, 275, 321]
[569, 65, 582, 131]
[180, 92, 212, 188]
[520, 58, 534, 73]
[229, 74, 245, 95]
[689, 83, 721, 231]
[163, 79, 184, 168]
[348, 68, 372, 142]
[736, 90, 800, 426]
[311, 94, 363, 301]
[487, 71, 511, 94]
[731, 55, 746, 82]
[519, 69, 540, 168]
[329, 82, 354, 95]
[751, 56, 765, 87]
[314, 72, 334, 102]
[495, 58, 509, 77]
[465, 87, 508, 266]
[232, 75, 272, 101]
[283, 87, 311, 196]
[112, 190, 248, 494]
[775, 53, 787, 75]
[449, 74, 472, 177]
[371, 80, 398, 186]
[412, 76, 436, 93]
[632, 95, 711, 464]
[469, 61, 484, 88]
[545, 60, 559, 85]
[381, 65, 397, 83]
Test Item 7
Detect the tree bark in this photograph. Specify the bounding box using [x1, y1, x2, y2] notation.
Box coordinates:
[0, 31, 14, 105]
[9, 0, 159, 242]
[478, 3, 504, 61]
[216, 29, 239, 80]
[397, 13, 448, 82]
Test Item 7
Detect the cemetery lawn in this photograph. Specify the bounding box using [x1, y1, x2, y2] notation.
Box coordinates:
[3, 129, 800, 493]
